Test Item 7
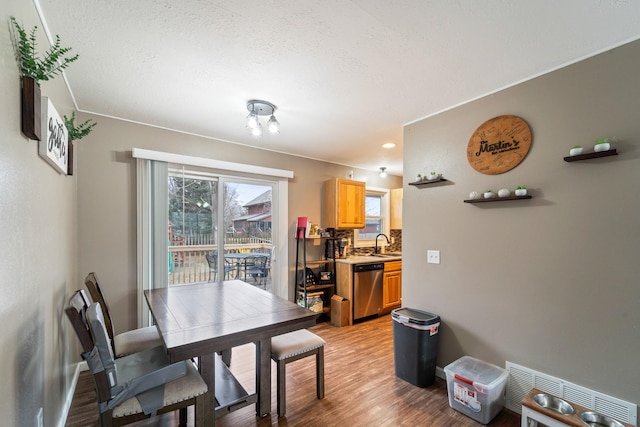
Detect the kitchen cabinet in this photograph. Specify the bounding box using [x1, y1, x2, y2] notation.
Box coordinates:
[383, 260, 402, 312]
[324, 178, 365, 229]
[390, 188, 402, 229]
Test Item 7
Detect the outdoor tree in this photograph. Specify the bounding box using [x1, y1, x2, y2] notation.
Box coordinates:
[168, 176, 244, 240]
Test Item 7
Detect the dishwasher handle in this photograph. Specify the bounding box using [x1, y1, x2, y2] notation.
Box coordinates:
[353, 263, 384, 272]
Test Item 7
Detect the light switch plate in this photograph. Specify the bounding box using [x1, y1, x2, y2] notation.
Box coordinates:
[427, 250, 440, 264]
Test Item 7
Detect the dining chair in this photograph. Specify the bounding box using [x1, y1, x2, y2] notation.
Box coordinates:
[65, 294, 208, 427]
[241, 254, 269, 287]
[270, 329, 326, 417]
[84, 272, 163, 357]
[205, 252, 233, 281]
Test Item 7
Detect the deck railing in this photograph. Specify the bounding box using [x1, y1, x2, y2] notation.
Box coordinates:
[168, 241, 272, 285]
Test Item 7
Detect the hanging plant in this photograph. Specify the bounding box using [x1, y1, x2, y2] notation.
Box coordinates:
[64, 111, 97, 141]
[64, 111, 97, 176]
[10, 16, 79, 83]
[10, 16, 79, 141]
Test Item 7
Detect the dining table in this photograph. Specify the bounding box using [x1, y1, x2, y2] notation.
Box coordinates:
[144, 280, 318, 426]
[224, 252, 269, 279]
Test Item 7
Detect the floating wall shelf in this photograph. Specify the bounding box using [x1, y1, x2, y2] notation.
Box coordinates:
[464, 195, 532, 204]
[408, 178, 448, 187]
[563, 148, 618, 162]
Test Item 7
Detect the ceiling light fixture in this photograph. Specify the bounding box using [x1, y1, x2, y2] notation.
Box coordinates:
[379, 167, 387, 178]
[246, 99, 280, 137]
[382, 142, 396, 149]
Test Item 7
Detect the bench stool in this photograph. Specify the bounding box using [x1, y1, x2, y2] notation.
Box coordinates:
[271, 329, 326, 417]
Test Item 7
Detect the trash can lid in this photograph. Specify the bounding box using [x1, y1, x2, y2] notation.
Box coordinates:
[391, 307, 440, 325]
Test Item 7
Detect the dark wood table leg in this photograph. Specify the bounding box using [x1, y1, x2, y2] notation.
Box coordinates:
[255, 339, 272, 416]
[196, 353, 215, 426]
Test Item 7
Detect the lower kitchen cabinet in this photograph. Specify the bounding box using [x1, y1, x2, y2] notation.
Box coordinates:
[383, 260, 402, 312]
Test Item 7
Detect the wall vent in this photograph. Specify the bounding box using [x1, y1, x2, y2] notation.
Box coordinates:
[506, 362, 637, 426]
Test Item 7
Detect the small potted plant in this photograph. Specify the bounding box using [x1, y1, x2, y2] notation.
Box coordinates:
[515, 185, 527, 196]
[594, 137, 610, 152]
[483, 189, 496, 199]
[569, 145, 584, 156]
[10, 16, 79, 140]
[416, 173, 423, 182]
[427, 171, 439, 180]
[64, 111, 97, 175]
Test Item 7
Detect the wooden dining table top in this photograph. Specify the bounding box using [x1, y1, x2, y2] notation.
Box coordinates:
[144, 280, 318, 363]
[145, 280, 319, 425]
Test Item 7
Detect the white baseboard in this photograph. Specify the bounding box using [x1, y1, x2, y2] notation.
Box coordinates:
[57, 362, 85, 427]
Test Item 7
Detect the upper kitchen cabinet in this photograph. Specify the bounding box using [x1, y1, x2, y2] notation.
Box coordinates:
[324, 178, 365, 229]
[390, 188, 402, 229]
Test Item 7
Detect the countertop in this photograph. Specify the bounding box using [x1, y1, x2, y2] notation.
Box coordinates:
[335, 254, 402, 265]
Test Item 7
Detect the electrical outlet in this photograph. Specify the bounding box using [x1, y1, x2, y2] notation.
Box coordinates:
[37, 408, 43, 427]
[427, 250, 440, 264]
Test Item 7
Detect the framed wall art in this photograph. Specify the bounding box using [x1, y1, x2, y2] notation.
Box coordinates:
[38, 97, 69, 175]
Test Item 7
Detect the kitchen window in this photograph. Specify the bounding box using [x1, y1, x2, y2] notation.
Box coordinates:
[353, 188, 390, 248]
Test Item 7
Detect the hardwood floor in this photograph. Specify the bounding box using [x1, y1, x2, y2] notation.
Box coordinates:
[66, 314, 521, 426]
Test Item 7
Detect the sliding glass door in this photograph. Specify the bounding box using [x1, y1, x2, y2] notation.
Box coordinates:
[167, 167, 276, 292]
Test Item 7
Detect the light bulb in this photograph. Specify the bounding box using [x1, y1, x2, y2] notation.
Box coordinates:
[246, 109, 258, 129]
[379, 167, 387, 178]
[267, 115, 280, 134]
[251, 122, 263, 137]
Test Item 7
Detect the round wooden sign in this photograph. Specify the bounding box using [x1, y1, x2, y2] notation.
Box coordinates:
[466, 115, 532, 175]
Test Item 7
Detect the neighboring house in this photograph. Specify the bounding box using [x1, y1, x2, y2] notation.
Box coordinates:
[232, 190, 272, 234]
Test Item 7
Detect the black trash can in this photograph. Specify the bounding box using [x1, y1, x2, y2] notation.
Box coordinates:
[392, 307, 440, 387]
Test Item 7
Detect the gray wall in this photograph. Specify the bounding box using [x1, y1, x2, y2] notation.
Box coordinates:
[403, 40, 640, 406]
[75, 115, 402, 336]
[1, 3, 78, 426]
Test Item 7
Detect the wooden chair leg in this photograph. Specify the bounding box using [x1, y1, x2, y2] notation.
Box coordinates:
[99, 410, 114, 427]
[277, 359, 287, 417]
[316, 347, 325, 399]
[179, 407, 187, 426]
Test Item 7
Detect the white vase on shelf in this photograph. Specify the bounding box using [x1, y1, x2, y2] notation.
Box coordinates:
[483, 191, 496, 199]
[569, 147, 584, 156]
[594, 142, 610, 152]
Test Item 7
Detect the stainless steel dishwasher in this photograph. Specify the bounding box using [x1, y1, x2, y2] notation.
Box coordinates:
[353, 262, 384, 320]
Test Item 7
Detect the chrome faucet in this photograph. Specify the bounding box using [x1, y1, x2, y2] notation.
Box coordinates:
[375, 233, 390, 254]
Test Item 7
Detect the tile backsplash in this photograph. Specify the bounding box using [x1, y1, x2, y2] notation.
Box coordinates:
[332, 229, 402, 256]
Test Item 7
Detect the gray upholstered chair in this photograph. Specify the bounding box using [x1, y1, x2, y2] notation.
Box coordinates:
[271, 329, 326, 417]
[66, 293, 207, 426]
[85, 272, 163, 357]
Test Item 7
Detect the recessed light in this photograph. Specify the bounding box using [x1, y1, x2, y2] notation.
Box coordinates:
[382, 142, 396, 149]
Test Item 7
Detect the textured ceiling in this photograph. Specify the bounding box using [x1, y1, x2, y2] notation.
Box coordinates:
[36, 0, 640, 176]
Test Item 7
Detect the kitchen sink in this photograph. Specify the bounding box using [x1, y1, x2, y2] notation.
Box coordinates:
[532, 393, 575, 415]
[579, 411, 625, 427]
